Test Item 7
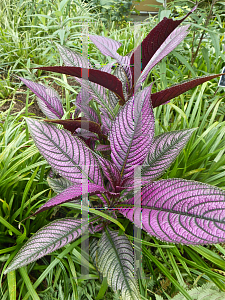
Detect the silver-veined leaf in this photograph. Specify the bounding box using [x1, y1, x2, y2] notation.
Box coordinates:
[100, 108, 113, 134]
[75, 101, 100, 123]
[56, 43, 91, 68]
[4, 218, 88, 274]
[20, 77, 64, 119]
[96, 156, 121, 191]
[108, 65, 130, 108]
[47, 175, 73, 194]
[89, 35, 132, 88]
[109, 85, 154, 179]
[142, 128, 196, 181]
[96, 228, 141, 300]
[90, 237, 103, 282]
[25, 118, 103, 185]
[120, 179, 225, 245]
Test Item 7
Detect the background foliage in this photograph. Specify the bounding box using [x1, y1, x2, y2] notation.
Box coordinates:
[0, 0, 225, 299]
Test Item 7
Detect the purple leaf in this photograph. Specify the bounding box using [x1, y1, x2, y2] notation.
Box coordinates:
[62, 69, 114, 117]
[75, 89, 100, 123]
[75, 128, 99, 140]
[56, 43, 91, 68]
[96, 228, 140, 299]
[75, 88, 92, 106]
[120, 178, 225, 244]
[75, 103, 100, 123]
[142, 128, 196, 181]
[134, 25, 190, 93]
[74, 128, 98, 151]
[100, 61, 115, 73]
[100, 108, 113, 134]
[109, 85, 155, 179]
[75, 80, 113, 115]
[96, 144, 111, 152]
[89, 35, 122, 58]
[25, 118, 103, 185]
[89, 35, 132, 88]
[108, 65, 130, 109]
[101, 125, 109, 136]
[4, 218, 88, 274]
[96, 156, 121, 191]
[20, 77, 64, 119]
[36, 66, 126, 105]
[130, 5, 197, 86]
[47, 176, 73, 194]
[95, 193, 108, 206]
[34, 183, 106, 214]
[151, 74, 225, 108]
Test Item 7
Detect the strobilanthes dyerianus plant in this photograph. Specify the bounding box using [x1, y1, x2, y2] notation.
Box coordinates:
[4, 5, 225, 299]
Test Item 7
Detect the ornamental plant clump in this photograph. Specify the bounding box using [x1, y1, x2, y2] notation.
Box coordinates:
[4, 5, 225, 299]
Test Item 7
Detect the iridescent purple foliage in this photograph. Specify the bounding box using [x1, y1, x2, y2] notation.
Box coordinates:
[5, 6, 225, 299]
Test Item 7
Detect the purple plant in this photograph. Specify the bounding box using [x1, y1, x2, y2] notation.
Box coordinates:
[4, 6, 225, 299]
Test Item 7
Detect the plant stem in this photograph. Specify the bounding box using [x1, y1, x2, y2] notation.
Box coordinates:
[191, 0, 218, 66]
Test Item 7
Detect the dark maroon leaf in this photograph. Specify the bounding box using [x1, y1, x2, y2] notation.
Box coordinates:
[36, 66, 126, 105]
[130, 5, 197, 86]
[151, 74, 225, 108]
[44, 118, 103, 136]
[134, 25, 190, 93]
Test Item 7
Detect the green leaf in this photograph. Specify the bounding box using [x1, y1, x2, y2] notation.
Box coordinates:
[7, 271, 16, 300]
[22, 238, 86, 300]
[143, 246, 193, 300]
[0, 216, 22, 236]
[172, 51, 196, 77]
[95, 277, 108, 300]
[19, 267, 40, 300]
[61, 203, 125, 231]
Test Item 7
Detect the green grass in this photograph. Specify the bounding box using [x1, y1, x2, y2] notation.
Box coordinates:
[1, 0, 225, 299]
